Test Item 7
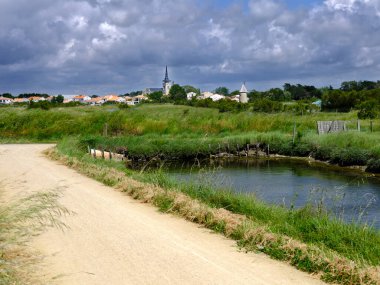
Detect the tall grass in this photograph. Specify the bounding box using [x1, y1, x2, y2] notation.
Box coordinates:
[0, 187, 69, 284]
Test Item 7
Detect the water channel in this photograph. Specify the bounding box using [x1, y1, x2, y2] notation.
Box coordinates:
[165, 158, 380, 229]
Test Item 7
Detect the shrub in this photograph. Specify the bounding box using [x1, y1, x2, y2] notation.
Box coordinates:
[366, 159, 380, 173]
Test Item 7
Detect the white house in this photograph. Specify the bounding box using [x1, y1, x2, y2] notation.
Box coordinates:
[73, 95, 91, 102]
[132, 95, 147, 105]
[187, 92, 197, 100]
[210, 94, 225, 101]
[86, 97, 105, 105]
[0, 97, 13, 104]
[29, 96, 46, 102]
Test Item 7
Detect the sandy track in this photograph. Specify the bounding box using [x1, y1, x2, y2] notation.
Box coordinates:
[0, 144, 325, 285]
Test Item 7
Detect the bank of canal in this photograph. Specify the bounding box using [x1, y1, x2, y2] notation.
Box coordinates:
[165, 158, 380, 229]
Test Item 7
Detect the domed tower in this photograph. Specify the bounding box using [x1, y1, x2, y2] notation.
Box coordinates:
[239, 82, 248, 103]
[162, 66, 173, 96]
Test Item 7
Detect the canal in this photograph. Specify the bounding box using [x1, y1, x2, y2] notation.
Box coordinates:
[166, 158, 380, 229]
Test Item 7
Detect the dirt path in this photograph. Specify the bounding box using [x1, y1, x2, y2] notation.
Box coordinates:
[0, 144, 325, 285]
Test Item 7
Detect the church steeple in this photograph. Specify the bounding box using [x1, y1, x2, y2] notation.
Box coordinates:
[162, 66, 173, 96]
[163, 66, 170, 83]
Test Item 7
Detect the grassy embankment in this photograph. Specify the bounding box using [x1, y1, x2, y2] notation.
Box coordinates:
[46, 137, 380, 285]
[0, 189, 68, 284]
[1, 105, 380, 170]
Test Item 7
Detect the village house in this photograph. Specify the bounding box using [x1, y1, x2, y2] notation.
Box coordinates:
[13, 98, 29, 103]
[130, 95, 147, 105]
[86, 97, 105, 105]
[73, 95, 91, 102]
[29, 96, 46, 102]
[103, 95, 126, 103]
[187, 92, 197, 100]
[0, 97, 13, 104]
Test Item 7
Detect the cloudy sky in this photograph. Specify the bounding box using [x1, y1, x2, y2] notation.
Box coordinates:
[0, 0, 379, 95]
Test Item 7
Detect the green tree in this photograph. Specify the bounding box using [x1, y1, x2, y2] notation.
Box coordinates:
[148, 91, 163, 102]
[214, 86, 229, 96]
[169, 84, 187, 102]
[1, 93, 13, 98]
[56, 95, 64, 103]
[182, 85, 200, 95]
[357, 100, 379, 119]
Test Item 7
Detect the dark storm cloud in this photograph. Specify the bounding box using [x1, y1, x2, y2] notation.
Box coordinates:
[0, 0, 379, 94]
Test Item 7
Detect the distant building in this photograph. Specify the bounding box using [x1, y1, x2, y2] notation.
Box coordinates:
[132, 95, 147, 105]
[29, 96, 46, 102]
[209, 94, 225, 101]
[187, 92, 197, 100]
[103, 95, 125, 103]
[73, 95, 91, 102]
[239, 83, 248, 103]
[0, 97, 13, 104]
[163, 66, 173, 96]
[143, 88, 162, 95]
[13, 98, 29, 103]
[86, 97, 105, 105]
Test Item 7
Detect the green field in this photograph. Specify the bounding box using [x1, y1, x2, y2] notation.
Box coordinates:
[1, 104, 380, 170]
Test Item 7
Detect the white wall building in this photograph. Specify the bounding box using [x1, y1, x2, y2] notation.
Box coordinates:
[239, 83, 248, 103]
[0, 97, 13, 104]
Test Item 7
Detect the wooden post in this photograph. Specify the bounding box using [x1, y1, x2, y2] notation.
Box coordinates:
[357, 120, 361, 132]
[93, 149, 96, 159]
[87, 145, 91, 154]
[109, 149, 113, 160]
[267, 144, 270, 156]
[246, 144, 249, 157]
[370, 120, 373, 132]
[292, 122, 296, 144]
[237, 144, 240, 157]
[101, 148, 105, 159]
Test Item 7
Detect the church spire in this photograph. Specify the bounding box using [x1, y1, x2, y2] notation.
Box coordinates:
[163, 66, 170, 83]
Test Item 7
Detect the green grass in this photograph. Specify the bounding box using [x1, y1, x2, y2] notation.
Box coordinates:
[57, 137, 380, 266]
[2, 104, 379, 169]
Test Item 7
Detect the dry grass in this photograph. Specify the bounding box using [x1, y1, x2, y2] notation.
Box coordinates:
[46, 147, 380, 285]
[0, 187, 70, 284]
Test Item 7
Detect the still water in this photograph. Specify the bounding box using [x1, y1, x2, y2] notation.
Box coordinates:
[166, 159, 380, 229]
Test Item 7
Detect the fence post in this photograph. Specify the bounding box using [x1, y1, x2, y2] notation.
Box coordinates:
[101, 148, 105, 159]
[267, 144, 270, 156]
[87, 145, 91, 154]
[370, 120, 373, 132]
[293, 122, 296, 144]
[93, 148, 96, 159]
[357, 120, 361, 132]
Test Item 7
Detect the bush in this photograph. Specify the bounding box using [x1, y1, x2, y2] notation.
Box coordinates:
[366, 159, 380, 173]
[330, 148, 370, 166]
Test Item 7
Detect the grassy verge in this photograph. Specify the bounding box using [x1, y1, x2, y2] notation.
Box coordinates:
[49, 138, 380, 285]
[0, 188, 69, 284]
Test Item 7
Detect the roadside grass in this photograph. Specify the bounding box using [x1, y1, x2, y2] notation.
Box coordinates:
[50, 138, 380, 285]
[0, 187, 69, 284]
